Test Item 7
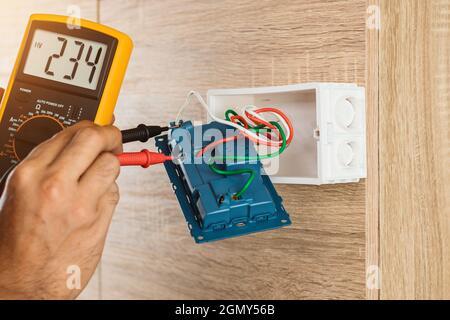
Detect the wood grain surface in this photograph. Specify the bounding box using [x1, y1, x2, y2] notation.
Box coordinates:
[99, 0, 367, 299]
[378, 0, 450, 299]
[1, 0, 448, 301]
[365, 0, 380, 300]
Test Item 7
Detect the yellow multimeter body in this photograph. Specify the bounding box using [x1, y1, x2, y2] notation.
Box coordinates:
[0, 14, 133, 177]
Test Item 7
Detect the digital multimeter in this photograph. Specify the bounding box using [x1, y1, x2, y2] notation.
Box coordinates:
[0, 14, 133, 177]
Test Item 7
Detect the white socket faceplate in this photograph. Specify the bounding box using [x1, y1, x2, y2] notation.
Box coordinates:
[207, 83, 366, 185]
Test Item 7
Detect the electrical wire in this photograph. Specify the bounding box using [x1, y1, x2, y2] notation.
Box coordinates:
[176, 91, 293, 198]
[243, 106, 293, 145]
[253, 107, 294, 145]
[224, 109, 239, 121]
[220, 121, 287, 161]
[196, 135, 241, 158]
[175, 91, 276, 144]
[244, 107, 276, 130]
[198, 121, 286, 160]
[203, 120, 287, 199]
[208, 163, 255, 199]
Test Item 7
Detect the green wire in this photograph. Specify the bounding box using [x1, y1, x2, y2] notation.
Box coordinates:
[208, 163, 255, 199]
[219, 121, 287, 161]
[207, 111, 288, 198]
[225, 109, 238, 121]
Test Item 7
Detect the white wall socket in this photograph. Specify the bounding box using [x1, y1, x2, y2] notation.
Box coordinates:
[207, 83, 366, 185]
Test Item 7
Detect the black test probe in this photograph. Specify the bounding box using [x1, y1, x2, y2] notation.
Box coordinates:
[121, 124, 171, 144]
[118, 124, 176, 167]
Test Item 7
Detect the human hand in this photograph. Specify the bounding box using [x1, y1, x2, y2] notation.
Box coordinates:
[0, 121, 122, 299]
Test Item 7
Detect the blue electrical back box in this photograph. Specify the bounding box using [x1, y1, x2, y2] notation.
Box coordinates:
[155, 121, 291, 243]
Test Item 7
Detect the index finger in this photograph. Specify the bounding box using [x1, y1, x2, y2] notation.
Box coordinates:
[25, 120, 94, 165]
[50, 124, 123, 181]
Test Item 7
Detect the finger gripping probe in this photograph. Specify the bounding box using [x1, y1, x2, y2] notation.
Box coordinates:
[117, 149, 173, 168]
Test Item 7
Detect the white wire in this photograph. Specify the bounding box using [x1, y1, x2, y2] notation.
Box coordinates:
[242, 105, 291, 145]
[175, 91, 292, 148]
[242, 107, 282, 145]
[263, 111, 291, 143]
[175, 91, 275, 143]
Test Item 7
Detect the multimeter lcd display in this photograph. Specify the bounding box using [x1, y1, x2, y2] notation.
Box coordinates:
[23, 29, 107, 90]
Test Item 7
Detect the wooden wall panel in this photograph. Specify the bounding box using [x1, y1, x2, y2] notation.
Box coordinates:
[365, 0, 380, 300]
[0, 0, 100, 300]
[379, 0, 450, 299]
[100, 0, 367, 299]
[0, 0, 447, 300]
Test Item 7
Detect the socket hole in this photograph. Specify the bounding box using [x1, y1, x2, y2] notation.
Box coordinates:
[335, 97, 356, 128]
[337, 143, 355, 167]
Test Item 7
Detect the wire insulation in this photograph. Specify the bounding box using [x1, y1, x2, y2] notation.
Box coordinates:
[208, 163, 255, 199]
[175, 91, 278, 144]
[176, 91, 293, 198]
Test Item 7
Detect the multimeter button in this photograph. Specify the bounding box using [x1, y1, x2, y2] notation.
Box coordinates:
[15, 88, 32, 103]
[68, 105, 81, 120]
[13, 116, 64, 161]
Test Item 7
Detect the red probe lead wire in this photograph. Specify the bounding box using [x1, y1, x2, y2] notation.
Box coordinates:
[117, 149, 173, 168]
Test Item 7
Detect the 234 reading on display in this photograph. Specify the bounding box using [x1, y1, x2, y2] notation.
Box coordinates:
[23, 29, 107, 90]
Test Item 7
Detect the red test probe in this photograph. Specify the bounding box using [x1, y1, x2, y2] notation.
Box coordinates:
[117, 124, 175, 168]
[117, 149, 173, 168]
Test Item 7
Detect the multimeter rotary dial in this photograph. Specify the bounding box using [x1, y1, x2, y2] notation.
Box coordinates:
[12, 115, 64, 160]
